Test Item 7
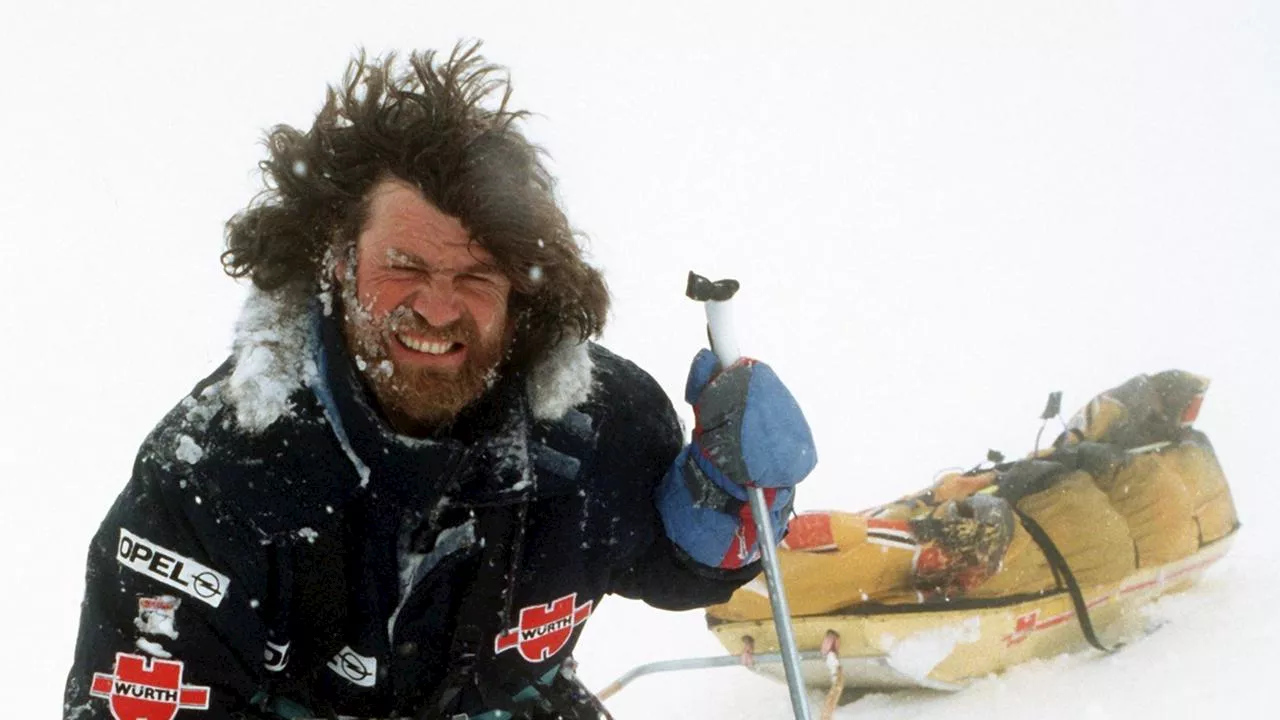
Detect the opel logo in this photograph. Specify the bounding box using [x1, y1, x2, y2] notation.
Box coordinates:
[337, 650, 372, 681]
[192, 571, 223, 599]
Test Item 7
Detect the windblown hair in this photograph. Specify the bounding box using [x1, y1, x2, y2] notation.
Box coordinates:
[222, 43, 608, 372]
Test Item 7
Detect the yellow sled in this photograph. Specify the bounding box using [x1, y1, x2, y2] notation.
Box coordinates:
[700, 369, 1239, 697]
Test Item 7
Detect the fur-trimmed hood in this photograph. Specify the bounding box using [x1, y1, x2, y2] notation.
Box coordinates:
[223, 286, 595, 434]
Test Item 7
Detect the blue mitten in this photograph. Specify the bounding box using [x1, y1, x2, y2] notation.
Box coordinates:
[658, 349, 818, 569]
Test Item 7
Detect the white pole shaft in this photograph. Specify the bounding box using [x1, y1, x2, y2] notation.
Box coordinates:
[704, 300, 741, 367]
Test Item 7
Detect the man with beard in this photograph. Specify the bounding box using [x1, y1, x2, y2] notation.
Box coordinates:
[64, 45, 816, 720]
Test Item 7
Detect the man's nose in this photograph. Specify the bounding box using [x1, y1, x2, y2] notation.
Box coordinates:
[410, 276, 463, 327]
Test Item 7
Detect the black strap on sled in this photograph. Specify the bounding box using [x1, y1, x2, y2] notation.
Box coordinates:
[1011, 507, 1115, 653]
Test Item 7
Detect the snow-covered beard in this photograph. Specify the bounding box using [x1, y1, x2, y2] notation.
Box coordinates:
[338, 278, 506, 436]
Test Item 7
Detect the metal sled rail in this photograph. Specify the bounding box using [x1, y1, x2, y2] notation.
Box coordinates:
[597, 651, 962, 701]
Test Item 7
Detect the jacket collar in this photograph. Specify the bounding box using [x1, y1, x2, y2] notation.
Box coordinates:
[312, 304, 548, 506]
[221, 287, 596, 503]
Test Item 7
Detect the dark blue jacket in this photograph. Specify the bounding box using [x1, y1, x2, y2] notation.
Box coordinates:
[63, 303, 756, 719]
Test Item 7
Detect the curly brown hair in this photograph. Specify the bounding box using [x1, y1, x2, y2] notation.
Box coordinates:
[222, 42, 608, 372]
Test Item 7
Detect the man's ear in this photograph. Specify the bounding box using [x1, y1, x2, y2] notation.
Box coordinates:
[331, 241, 355, 286]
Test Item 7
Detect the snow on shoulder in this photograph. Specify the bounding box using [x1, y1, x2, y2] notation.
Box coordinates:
[225, 287, 318, 433]
[528, 339, 594, 421]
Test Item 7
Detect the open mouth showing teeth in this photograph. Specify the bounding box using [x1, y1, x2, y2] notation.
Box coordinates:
[396, 333, 463, 355]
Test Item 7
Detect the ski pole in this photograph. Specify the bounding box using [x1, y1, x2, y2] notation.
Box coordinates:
[685, 271, 812, 720]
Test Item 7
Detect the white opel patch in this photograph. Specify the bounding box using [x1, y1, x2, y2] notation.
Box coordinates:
[116, 528, 231, 608]
[328, 646, 377, 688]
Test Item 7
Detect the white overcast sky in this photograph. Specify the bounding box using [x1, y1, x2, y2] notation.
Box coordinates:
[1, 1, 1276, 714]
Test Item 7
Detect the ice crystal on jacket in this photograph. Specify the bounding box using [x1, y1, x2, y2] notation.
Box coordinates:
[174, 434, 204, 465]
[134, 637, 173, 658]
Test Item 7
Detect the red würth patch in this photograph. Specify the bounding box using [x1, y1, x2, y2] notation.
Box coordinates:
[494, 593, 593, 662]
[90, 652, 210, 720]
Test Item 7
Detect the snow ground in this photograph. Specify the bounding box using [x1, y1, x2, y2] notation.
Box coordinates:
[2, 2, 1277, 717]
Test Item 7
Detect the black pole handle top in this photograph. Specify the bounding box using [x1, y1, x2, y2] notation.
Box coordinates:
[686, 271, 740, 302]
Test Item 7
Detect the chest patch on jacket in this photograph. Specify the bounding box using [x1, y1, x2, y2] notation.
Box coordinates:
[116, 529, 231, 608]
[493, 593, 593, 662]
[133, 596, 180, 640]
[90, 652, 210, 720]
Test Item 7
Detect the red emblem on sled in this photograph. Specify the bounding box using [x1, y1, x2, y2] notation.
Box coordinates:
[494, 593, 594, 662]
[90, 652, 210, 720]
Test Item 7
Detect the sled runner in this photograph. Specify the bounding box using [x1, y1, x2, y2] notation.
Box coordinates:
[705, 530, 1232, 692]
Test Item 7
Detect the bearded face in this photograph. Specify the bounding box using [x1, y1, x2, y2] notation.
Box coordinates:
[337, 179, 514, 436]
